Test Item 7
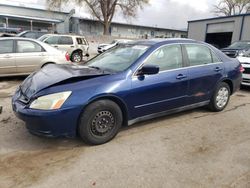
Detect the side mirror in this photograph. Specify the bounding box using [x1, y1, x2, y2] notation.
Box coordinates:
[137, 65, 160, 76]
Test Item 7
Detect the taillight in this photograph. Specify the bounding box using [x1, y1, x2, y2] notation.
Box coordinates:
[239, 64, 245, 73]
[65, 52, 70, 61]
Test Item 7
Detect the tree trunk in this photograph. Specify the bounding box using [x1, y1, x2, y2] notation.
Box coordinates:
[103, 22, 110, 35]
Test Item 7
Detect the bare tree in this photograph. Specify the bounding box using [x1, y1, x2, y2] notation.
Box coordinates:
[213, 0, 250, 16]
[47, 0, 149, 35]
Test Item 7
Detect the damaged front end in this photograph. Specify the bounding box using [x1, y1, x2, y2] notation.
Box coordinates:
[12, 64, 110, 137]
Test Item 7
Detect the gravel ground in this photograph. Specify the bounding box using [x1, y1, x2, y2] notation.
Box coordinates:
[0, 77, 250, 188]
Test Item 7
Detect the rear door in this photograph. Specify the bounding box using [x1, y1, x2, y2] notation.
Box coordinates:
[57, 36, 74, 54]
[183, 44, 224, 104]
[0, 39, 16, 75]
[15, 40, 47, 73]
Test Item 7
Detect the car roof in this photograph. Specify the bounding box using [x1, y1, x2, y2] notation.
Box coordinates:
[0, 37, 41, 42]
[130, 38, 197, 46]
[42, 34, 86, 38]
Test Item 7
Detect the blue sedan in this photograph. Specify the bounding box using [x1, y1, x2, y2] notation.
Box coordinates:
[12, 39, 243, 145]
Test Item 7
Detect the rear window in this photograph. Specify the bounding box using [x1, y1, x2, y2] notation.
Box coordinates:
[17, 40, 44, 53]
[59, 36, 73, 45]
[0, 40, 13, 54]
[76, 38, 87, 45]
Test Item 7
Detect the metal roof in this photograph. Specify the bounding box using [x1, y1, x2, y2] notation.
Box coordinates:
[76, 17, 187, 33]
[0, 13, 63, 23]
[0, 3, 70, 14]
[188, 13, 250, 23]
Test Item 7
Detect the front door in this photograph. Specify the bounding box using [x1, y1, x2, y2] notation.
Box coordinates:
[129, 44, 189, 119]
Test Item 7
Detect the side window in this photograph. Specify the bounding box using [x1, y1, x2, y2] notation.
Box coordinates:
[45, 36, 59, 45]
[211, 51, 221, 63]
[17, 41, 43, 53]
[76, 38, 87, 45]
[0, 40, 13, 54]
[144, 44, 183, 71]
[185, 44, 213, 66]
[58, 36, 73, 45]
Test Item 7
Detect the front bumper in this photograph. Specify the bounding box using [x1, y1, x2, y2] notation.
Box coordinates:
[12, 92, 82, 138]
[242, 73, 250, 86]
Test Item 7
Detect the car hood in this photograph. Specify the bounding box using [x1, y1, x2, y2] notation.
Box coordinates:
[20, 64, 110, 99]
[98, 43, 109, 47]
[237, 56, 250, 63]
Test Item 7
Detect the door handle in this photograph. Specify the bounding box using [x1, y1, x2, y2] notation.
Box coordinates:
[54, 45, 58, 48]
[3, 55, 11, 58]
[176, 74, 187, 80]
[214, 67, 223, 72]
[70, 46, 74, 48]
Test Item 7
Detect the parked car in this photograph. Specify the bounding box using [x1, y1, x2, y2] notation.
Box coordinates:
[38, 34, 89, 63]
[222, 41, 250, 58]
[0, 26, 22, 34]
[237, 50, 250, 86]
[97, 39, 133, 53]
[0, 33, 16, 37]
[0, 37, 70, 77]
[12, 39, 243, 145]
[17, 30, 49, 39]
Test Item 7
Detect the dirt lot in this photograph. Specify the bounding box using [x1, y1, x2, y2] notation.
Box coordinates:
[0, 77, 250, 188]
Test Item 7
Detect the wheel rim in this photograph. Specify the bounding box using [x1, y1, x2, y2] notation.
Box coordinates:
[91, 111, 115, 137]
[216, 87, 229, 108]
[73, 54, 81, 62]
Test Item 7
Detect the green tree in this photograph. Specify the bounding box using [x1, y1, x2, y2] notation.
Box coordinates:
[47, 0, 149, 35]
[213, 0, 250, 16]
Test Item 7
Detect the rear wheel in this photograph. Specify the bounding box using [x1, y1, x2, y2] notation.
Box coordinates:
[71, 52, 82, 63]
[78, 100, 123, 145]
[209, 82, 230, 112]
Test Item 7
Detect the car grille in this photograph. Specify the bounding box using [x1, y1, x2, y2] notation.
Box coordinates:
[243, 67, 250, 74]
[222, 50, 237, 58]
[243, 78, 250, 83]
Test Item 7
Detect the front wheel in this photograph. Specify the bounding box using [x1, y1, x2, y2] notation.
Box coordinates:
[209, 82, 230, 112]
[78, 100, 123, 145]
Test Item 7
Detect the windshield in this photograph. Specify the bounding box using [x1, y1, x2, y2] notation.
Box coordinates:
[38, 35, 50, 41]
[16, 31, 26, 37]
[86, 44, 149, 72]
[228, 41, 250, 49]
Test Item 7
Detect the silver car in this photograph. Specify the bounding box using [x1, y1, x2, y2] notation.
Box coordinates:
[0, 37, 71, 77]
[38, 34, 89, 63]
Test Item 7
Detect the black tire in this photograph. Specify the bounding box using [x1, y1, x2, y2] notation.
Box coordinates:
[71, 52, 82, 63]
[78, 100, 123, 145]
[209, 82, 231, 112]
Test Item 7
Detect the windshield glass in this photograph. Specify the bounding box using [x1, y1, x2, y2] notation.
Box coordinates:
[16, 31, 26, 37]
[228, 41, 250, 49]
[86, 44, 149, 72]
[38, 35, 50, 41]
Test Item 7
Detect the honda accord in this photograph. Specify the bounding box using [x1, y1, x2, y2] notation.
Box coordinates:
[12, 39, 243, 145]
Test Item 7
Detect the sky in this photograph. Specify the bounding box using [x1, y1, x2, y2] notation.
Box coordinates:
[1, 0, 220, 29]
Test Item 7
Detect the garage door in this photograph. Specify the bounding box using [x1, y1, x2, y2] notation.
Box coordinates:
[207, 22, 234, 33]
